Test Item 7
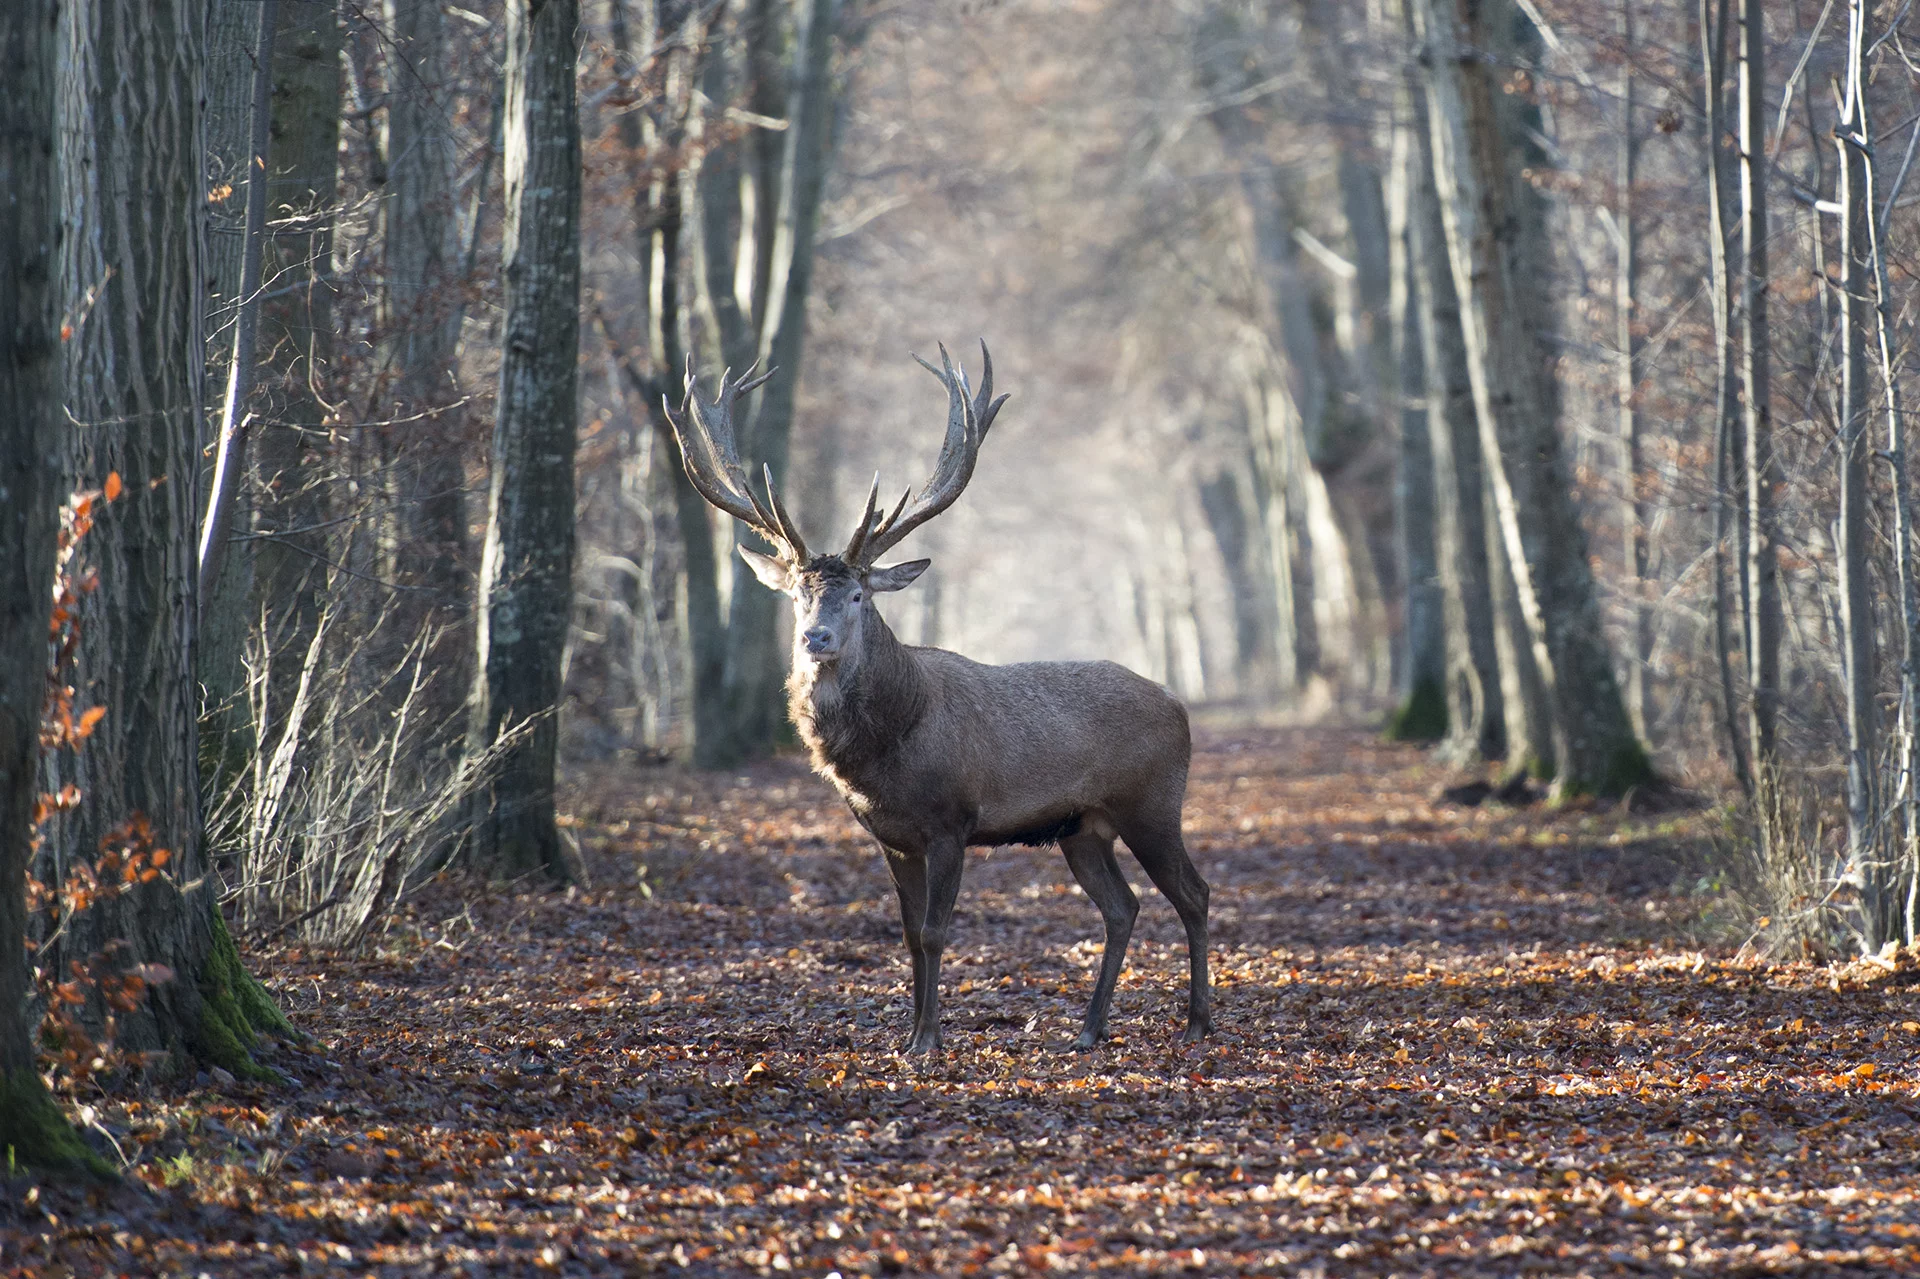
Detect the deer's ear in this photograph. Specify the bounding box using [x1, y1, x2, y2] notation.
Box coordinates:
[738, 544, 795, 593]
[867, 560, 929, 593]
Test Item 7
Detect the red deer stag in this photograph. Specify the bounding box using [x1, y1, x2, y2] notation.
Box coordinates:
[665, 343, 1209, 1053]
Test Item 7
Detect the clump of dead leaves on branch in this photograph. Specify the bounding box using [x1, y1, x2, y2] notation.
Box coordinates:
[6, 728, 1920, 1276]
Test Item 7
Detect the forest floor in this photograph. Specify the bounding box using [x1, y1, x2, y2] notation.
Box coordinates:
[7, 726, 1920, 1277]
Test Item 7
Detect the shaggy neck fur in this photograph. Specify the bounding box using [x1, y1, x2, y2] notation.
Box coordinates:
[788, 606, 928, 786]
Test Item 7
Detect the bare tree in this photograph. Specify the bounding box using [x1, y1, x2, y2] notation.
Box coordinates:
[466, 0, 583, 881]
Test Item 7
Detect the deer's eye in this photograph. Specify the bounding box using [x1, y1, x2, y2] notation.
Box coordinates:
[850, 591, 862, 605]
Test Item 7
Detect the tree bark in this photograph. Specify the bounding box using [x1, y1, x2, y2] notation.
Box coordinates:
[1400, 79, 1507, 766]
[466, 0, 582, 882]
[1737, 0, 1780, 783]
[1836, 0, 1876, 918]
[384, 0, 471, 720]
[49, 0, 288, 1075]
[1698, 0, 1751, 795]
[0, 0, 112, 1179]
[1412, 0, 1647, 794]
[196, 0, 275, 800]
[1385, 88, 1445, 741]
[1859, 8, 1920, 946]
[1615, 0, 1651, 740]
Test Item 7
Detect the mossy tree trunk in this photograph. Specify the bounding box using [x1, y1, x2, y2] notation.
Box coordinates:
[0, 0, 113, 1181]
[45, 0, 287, 1078]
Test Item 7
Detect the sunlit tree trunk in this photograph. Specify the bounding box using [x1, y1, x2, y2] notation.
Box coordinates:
[1699, 0, 1751, 794]
[50, 0, 287, 1074]
[0, 0, 107, 1177]
[1412, 0, 1646, 794]
[1835, 0, 1876, 918]
[466, 0, 582, 881]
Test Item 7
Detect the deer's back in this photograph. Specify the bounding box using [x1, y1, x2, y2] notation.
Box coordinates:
[897, 649, 1190, 845]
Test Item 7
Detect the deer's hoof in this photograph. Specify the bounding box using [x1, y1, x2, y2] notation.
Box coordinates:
[902, 1031, 942, 1055]
[1071, 1029, 1102, 1052]
[1179, 1020, 1212, 1044]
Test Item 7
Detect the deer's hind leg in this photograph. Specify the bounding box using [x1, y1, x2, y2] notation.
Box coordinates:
[1060, 828, 1138, 1049]
[1114, 809, 1211, 1042]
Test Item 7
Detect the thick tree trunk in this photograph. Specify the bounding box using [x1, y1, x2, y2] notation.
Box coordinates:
[384, 0, 471, 720]
[49, 0, 288, 1075]
[717, 0, 839, 764]
[466, 0, 582, 882]
[0, 0, 110, 1179]
[1413, 0, 1647, 795]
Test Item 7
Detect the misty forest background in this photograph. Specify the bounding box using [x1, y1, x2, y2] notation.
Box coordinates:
[9, 0, 1920, 1175]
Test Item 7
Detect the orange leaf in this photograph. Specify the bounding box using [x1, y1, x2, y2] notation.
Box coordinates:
[76, 705, 107, 738]
[103, 471, 122, 501]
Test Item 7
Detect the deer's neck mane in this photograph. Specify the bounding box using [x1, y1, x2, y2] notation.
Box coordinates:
[788, 610, 928, 786]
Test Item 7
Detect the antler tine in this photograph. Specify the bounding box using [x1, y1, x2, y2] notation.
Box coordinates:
[761, 463, 809, 562]
[842, 471, 882, 565]
[852, 341, 1006, 567]
[664, 362, 800, 558]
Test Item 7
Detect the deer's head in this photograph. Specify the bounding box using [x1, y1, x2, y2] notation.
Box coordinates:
[665, 342, 1009, 668]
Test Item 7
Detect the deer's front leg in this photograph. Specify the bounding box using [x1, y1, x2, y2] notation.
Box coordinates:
[904, 839, 966, 1055]
[882, 847, 929, 1051]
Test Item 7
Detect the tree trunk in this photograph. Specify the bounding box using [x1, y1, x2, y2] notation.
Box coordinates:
[1836, 0, 1877, 919]
[1199, 467, 1281, 699]
[1412, 0, 1647, 795]
[1737, 0, 1780, 784]
[196, 0, 275, 801]
[717, 0, 840, 764]
[0, 0, 110, 1179]
[1699, 0, 1751, 794]
[466, 0, 582, 882]
[384, 0, 471, 723]
[1860, 7, 1920, 946]
[49, 0, 288, 1075]
[1385, 93, 1446, 741]
[1616, 0, 1652, 740]
[1405, 89, 1507, 765]
[238, 1, 340, 876]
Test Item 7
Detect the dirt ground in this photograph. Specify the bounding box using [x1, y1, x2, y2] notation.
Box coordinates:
[6, 727, 1920, 1276]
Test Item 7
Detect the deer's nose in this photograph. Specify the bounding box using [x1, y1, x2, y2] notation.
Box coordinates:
[803, 626, 835, 653]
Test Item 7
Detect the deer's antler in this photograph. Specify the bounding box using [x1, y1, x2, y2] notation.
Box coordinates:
[845, 340, 1010, 568]
[663, 361, 808, 562]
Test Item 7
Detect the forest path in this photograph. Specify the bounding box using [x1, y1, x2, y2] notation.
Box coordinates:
[16, 728, 1920, 1276]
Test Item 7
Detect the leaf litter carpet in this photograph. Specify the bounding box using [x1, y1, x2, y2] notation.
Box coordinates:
[7, 728, 1920, 1276]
